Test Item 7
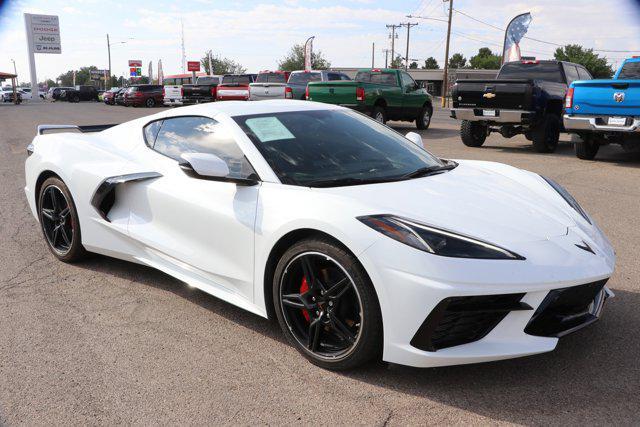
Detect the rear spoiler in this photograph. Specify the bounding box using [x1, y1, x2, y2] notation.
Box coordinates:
[37, 124, 117, 135]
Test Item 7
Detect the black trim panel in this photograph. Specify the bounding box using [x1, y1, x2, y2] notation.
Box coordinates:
[90, 172, 162, 222]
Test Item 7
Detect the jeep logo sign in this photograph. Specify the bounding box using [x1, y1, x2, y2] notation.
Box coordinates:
[614, 92, 625, 103]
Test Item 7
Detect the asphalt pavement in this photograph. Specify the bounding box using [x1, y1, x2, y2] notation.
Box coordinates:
[1, 101, 639, 425]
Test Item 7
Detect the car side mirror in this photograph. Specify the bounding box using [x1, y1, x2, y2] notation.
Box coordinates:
[405, 132, 423, 147]
[179, 152, 258, 186]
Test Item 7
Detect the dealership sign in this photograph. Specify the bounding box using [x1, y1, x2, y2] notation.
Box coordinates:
[90, 69, 108, 80]
[187, 61, 200, 72]
[26, 14, 61, 54]
[128, 60, 143, 67]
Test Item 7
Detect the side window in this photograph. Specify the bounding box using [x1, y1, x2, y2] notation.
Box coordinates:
[340, 74, 351, 81]
[143, 120, 163, 147]
[577, 66, 592, 80]
[400, 71, 416, 89]
[564, 64, 580, 84]
[327, 73, 341, 81]
[152, 116, 256, 179]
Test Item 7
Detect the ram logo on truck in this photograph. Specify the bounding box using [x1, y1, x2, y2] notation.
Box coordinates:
[613, 92, 625, 103]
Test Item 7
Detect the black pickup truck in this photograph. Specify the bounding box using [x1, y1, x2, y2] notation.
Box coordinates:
[451, 60, 592, 152]
[182, 76, 222, 104]
[60, 85, 100, 103]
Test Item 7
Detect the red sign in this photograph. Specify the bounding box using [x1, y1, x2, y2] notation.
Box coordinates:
[129, 67, 136, 73]
[187, 61, 200, 72]
[128, 59, 142, 67]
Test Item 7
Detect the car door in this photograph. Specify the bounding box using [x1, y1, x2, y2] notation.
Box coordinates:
[125, 115, 260, 303]
[400, 71, 424, 119]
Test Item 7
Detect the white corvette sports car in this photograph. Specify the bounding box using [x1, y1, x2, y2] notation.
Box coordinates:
[25, 100, 615, 370]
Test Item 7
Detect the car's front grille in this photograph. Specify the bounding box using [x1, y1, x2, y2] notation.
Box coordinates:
[524, 279, 608, 338]
[410, 293, 531, 352]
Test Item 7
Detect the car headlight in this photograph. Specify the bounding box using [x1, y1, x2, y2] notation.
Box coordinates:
[540, 176, 591, 224]
[357, 215, 524, 260]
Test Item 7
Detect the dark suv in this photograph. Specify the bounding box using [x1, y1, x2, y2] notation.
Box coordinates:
[124, 84, 163, 107]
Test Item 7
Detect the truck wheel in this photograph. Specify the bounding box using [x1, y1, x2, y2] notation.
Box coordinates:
[575, 136, 600, 160]
[531, 114, 560, 153]
[73, 95, 80, 103]
[371, 106, 387, 124]
[460, 120, 487, 147]
[416, 105, 432, 130]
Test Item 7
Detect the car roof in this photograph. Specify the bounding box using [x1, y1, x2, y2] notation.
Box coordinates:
[159, 99, 344, 118]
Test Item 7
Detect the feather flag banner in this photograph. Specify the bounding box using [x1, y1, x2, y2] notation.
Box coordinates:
[502, 13, 532, 64]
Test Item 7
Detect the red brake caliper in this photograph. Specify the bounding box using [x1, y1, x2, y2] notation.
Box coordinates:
[300, 277, 310, 322]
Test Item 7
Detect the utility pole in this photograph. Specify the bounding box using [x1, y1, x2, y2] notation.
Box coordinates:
[386, 24, 400, 67]
[180, 20, 186, 74]
[106, 34, 111, 89]
[400, 22, 418, 70]
[382, 49, 390, 68]
[441, 0, 454, 107]
[371, 42, 375, 67]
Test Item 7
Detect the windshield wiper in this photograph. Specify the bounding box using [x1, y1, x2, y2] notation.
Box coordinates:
[402, 161, 458, 179]
[305, 177, 397, 188]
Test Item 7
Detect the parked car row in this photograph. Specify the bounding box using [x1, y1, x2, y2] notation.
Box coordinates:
[102, 85, 163, 107]
[450, 57, 639, 160]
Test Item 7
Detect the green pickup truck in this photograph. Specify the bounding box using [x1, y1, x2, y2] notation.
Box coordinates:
[306, 68, 433, 129]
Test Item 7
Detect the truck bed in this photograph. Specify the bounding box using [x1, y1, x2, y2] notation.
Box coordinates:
[569, 79, 640, 116]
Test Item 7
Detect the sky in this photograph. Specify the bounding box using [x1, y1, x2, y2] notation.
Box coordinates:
[1, 0, 640, 83]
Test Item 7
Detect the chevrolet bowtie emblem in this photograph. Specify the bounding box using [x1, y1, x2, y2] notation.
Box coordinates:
[483, 93, 496, 99]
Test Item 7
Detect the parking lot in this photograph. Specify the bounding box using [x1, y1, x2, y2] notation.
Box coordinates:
[1, 101, 639, 424]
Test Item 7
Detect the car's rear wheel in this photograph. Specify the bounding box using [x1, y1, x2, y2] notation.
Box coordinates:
[575, 135, 601, 160]
[146, 97, 156, 108]
[273, 238, 382, 370]
[531, 114, 560, 153]
[38, 177, 87, 263]
[416, 105, 432, 130]
[371, 106, 387, 124]
[460, 120, 487, 147]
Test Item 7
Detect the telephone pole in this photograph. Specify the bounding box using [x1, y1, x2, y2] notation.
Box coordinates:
[441, 0, 454, 107]
[400, 22, 418, 70]
[386, 24, 400, 67]
[382, 49, 390, 68]
[371, 42, 375, 67]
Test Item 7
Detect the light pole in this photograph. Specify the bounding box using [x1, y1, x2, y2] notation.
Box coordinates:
[106, 34, 131, 89]
[10, 59, 17, 77]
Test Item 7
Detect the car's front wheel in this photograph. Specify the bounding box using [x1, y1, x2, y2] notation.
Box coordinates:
[273, 237, 382, 370]
[416, 105, 432, 130]
[38, 177, 87, 262]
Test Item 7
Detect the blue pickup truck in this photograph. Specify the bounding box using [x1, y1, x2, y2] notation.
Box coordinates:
[564, 57, 640, 159]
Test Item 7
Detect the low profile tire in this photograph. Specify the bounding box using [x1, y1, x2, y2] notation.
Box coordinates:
[273, 237, 382, 370]
[38, 177, 87, 263]
[145, 98, 156, 108]
[416, 105, 433, 130]
[371, 105, 387, 125]
[531, 114, 560, 153]
[460, 120, 487, 147]
[575, 135, 601, 160]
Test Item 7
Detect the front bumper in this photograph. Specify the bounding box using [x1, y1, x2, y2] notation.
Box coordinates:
[451, 108, 536, 124]
[358, 225, 615, 368]
[563, 114, 640, 133]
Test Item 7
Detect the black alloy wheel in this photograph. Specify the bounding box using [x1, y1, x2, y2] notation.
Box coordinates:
[273, 239, 382, 370]
[146, 97, 156, 108]
[38, 177, 87, 262]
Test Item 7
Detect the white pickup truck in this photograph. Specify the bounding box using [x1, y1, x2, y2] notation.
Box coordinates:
[249, 71, 290, 101]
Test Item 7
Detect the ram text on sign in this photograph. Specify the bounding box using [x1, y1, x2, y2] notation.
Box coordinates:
[28, 14, 61, 54]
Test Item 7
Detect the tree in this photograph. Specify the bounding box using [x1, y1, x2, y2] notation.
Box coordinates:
[421, 57, 439, 69]
[43, 79, 57, 88]
[389, 55, 404, 69]
[201, 50, 247, 75]
[409, 61, 418, 69]
[448, 53, 467, 69]
[57, 66, 99, 86]
[554, 44, 613, 78]
[277, 44, 331, 71]
[469, 47, 501, 70]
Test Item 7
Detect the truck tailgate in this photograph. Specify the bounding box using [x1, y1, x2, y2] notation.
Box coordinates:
[249, 83, 286, 100]
[454, 79, 533, 110]
[571, 80, 640, 116]
[307, 81, 358, 105]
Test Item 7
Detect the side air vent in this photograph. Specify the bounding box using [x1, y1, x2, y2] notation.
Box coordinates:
[90, 172, 162, 222]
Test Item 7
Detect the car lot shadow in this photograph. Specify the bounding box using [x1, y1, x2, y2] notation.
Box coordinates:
[77, 255, 637, 424]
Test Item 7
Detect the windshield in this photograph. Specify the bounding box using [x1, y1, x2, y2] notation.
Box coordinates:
[233, 110, 443, 186]
[618, 61, 640, 80]
[222, 75, 252, 85]
[256, 73, 287, 83]
[288, 72, 321, 84]
[498, 62, 564, 83]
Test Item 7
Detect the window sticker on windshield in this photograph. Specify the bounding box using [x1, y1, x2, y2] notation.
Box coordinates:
[245, 117, 295, 142]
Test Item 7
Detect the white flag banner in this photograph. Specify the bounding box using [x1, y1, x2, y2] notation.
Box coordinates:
[148, 61, 153, 83]
[304, 37, 314, 71]
[157, 60, 164, 84]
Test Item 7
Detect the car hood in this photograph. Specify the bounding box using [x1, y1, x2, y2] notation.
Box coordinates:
[313, 160, 577, 245]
